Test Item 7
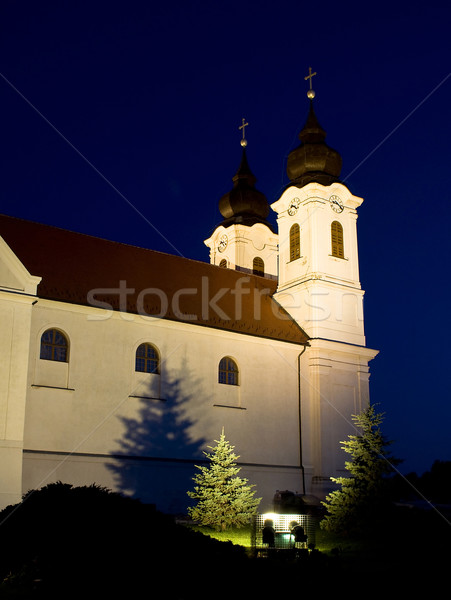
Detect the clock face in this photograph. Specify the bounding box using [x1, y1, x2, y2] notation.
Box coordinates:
[329, 195, 344, 213]
[218, 234, 228, 252]
[288, 198, 300, 216]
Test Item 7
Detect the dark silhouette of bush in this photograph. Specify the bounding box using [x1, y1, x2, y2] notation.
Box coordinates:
[0, 483, 365, 597]
[3, 481, 448, 597]
[418, 460, 451, 503]
[389, 460, 451, 505]
[0, 482, 249, 597]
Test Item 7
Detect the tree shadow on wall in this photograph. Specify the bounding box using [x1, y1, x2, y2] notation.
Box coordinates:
[107, 366, 207, 514]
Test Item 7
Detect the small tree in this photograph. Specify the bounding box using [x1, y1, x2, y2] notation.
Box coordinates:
[321, 404, 397, 535]
[187, 430, 261, 531]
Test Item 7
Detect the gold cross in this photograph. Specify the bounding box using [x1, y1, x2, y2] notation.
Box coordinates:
[304, 67, 317, 98]
[239, 118, 248, 147]
[304, 67, 317, 89]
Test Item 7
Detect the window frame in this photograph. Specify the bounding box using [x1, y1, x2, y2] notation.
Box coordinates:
[218, 357, 239, 386]
[135, 343, 160, 374]
[252, 256, 265, 277]
[40, 328, 69, 363]
[331, 220, 344, 258]
[289, 223, 301, 261]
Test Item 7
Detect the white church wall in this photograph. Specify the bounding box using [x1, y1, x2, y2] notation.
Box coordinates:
[275, 280, 366, 346]
[22, 299, 307, 512]
[300, 338, 377, 492]
[0, 294, 35, 508]
[0, 239, 42, 509]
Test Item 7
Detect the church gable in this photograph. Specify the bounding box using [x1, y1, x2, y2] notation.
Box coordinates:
[0, 234, 41, 295]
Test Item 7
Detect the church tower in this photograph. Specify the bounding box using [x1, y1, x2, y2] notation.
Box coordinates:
[271, 71, 378, 492]
[272, 96, 365, 345]
[204, 121, 278, 278]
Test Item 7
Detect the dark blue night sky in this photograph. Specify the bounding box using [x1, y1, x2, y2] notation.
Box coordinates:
[0, 1, 449, 476]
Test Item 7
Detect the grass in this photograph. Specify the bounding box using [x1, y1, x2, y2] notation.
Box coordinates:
[189, 524, 253, 547]
[189, 522, 340, 554]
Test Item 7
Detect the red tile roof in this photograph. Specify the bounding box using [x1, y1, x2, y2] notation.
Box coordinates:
[0, 214, 308, 345]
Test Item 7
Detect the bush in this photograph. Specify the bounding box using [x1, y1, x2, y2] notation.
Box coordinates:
[0, 482, 249, 597]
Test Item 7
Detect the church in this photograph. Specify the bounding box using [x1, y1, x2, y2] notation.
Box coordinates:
[0, 78, 378, 514]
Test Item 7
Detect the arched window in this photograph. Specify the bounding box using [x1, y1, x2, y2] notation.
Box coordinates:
[219, 259, 227, 268]
[290, 224, 300, 261]
[331, 221, 344, 258]
[135, 343, 160, 374]
[40, 329, 69, 362]
[218, 357, 239, 386]
[253, 256, 265, 277]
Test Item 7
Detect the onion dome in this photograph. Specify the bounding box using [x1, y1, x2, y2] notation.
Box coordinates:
[218, 146, 273, 230]
[286, 100, 342, 187]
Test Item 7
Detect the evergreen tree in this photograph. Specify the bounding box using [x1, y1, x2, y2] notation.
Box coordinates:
[321, 404, 397, 535]
[187, 430, 261, 530]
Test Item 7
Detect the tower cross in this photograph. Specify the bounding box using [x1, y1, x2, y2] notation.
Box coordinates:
[304, 67, 317, 98]
[304, 67, 317, 89]
[239, 118, 249, 147]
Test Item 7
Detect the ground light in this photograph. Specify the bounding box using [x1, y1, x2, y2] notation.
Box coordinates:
[251, 513, 318, 553]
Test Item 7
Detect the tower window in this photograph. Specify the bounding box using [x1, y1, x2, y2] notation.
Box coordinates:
[219, 259, 227, 268]
[331, 221, 344, 258]
[40, 329, 69, 362]
[135, 343, 160, 374]
[252, 257, 265, 277]
[290, 224, 300, 261]
[218, 357, 239, 386]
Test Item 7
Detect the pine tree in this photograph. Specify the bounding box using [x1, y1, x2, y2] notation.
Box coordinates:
[320, 404, 397, 535]
[187, 430, 261, 531]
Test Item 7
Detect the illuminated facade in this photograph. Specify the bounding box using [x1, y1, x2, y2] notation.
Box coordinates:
[0, 96, 377, 514]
